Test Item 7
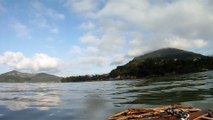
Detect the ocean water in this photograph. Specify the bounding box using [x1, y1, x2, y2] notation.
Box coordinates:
[0, 71, 212, 120]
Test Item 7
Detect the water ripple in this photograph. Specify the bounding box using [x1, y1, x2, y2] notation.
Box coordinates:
[0, 71, 212, 120]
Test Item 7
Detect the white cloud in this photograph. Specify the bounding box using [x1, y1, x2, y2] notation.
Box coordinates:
[67, 33, 129, 75]
[66, 45, 112, 75]
[69, 30, 146, 73]
[82, 1, 211, 50]
[80, 33, 99, 45]
[70, 46, 84, 56]
[193, 39, 208, 48]
[11, 21, 31, 39]
[78, 33, 128, 56]
[65, 0, 99, 17]
[80, 56, 108, 67]
[70, 46, 108, 67]
[98, 34, 127, 54]
[0, 51, 60, 73]
[99, 0, 213, 40]
[97, 0, 213, 38]
[65, 0, 213, 74]
[125, 32, 150, 58]
[164, 36, 208, 49]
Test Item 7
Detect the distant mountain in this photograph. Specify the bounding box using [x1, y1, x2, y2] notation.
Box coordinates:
[109, 48, 213, 79]
[0, 70, 61, 83]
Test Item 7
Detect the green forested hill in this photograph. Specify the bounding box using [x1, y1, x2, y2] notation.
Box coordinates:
[109, 48, 213, 78]
[0, 70, 61, 83]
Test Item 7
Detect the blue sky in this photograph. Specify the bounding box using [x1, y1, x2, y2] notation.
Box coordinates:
[0, 0, 213, 76]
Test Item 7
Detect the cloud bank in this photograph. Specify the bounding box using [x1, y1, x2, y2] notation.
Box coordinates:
[68, 0, 212, 67]
[0, 51, 60, 73]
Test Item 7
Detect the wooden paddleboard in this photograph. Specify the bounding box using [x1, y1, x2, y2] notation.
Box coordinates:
[108, 105, 212, 120]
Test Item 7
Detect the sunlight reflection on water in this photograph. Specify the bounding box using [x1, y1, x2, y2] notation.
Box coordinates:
[0, 83, 60, 111]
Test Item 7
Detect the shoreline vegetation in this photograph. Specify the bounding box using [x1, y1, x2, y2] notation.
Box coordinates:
[61, 70, 212, 82]
[1, 48, 213, 83]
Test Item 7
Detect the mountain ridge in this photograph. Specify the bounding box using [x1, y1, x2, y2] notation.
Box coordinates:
[0, 70, 61, 83]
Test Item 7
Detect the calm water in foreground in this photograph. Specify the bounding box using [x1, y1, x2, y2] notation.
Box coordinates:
[0, 71, 213, 120]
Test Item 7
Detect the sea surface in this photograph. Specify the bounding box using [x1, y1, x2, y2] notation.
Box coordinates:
[0, 71, 213, 120]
